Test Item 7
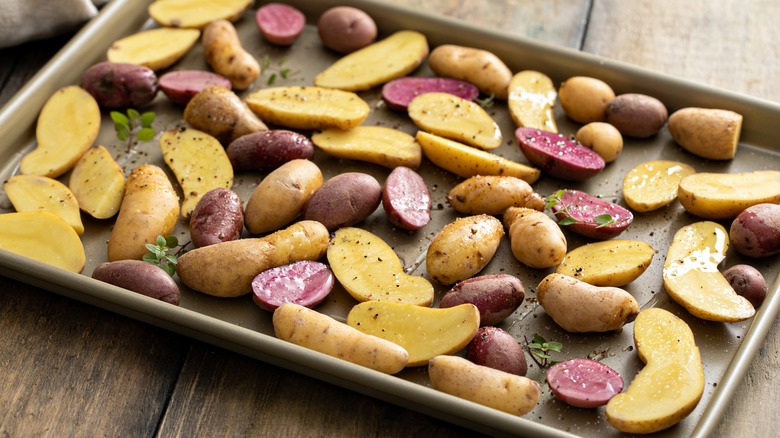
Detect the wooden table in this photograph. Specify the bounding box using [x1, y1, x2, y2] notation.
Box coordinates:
[1, 1, 778, 436]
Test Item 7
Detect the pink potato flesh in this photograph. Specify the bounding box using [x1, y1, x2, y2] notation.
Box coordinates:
[546, 358, 624, 408]
[159, 70, 232, 105]
[251, 260, 335, 311]
[255, 3, 306, 46]
[515, 127, 605, 181]
[551, 189, 633, 240]
[381, 77, 480, 111]
[382, 166, 431, 230]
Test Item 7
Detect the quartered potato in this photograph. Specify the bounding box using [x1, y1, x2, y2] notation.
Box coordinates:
[507, 70, 557, 132]
[314, 30, 429, 91]
[4, 175, 84, 235]
[663, 221, 755, 322]
[69, 145, 126, 220]
[346, 301, 480, 367]
[327, 227, 434, 306]
[606, 308, 705, 434]
[246, 86, 370, 130]
[0, 212, 86, 273]
[311, 126, 422, 169]
[556, 240, 654, 287]
[20, 85, 100, 178]
[107, 27, 200, 71]
[148, 0, 252, 29]
[677, 170, 780, 220]
[416, 131, 540, 184]
[426, 214, 504, 285]
[622, 160, 695, 213]
[408, 92, 501, 150]
[159, 128, 234, 218]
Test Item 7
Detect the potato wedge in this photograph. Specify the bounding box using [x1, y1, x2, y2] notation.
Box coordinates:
[668, 107, 742, 160]
[622, 160, 695, 213]
[0, 211, 85, 273]
[677, 170, 780, 220]
[246, 86, 370, 130]
[327, 227, 434, 306]
[663, 221, 755, 321]
[346, 301, 480, 367]
[555, 240, 654, 287]
[20, 85, 100, 178]
[426, 214, 504, 285]
[159, 128, 234, 218]
[606, 308, 704, 434]
[69, 145, 126, 219]
[311, 126, 421, 169]
[507, 70, 557, 132]
[314, 30, 428, 91]
[408, 92, 502, 150]
[148, 0, 251, 29]
[416, 131, 540, 184]
[3, 175, 84, 235]
[107, 27, 200, 71]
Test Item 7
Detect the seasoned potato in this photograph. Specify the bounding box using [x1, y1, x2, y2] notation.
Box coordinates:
[555, 240, 654, 287]
[317, 6, 377, 54]
[107, 27, 200, 71]
[382, 166, 431, 231]
[80, 61, 159, 109]
[439, 274, 525, 326]
[227, 129, 314, 173]
[447, 175, 544, 215]
[503, 207, 566, 269]
[189, 188, 244, 248]
[428, 44, 512, 99]
[252, 261, 334, 311]
[68, 145, 126, 220]
[408, 92, 501, 150]
[202, 19, 260, 90]
[549, 189, 634, 240]
[92, 260, 180, 305]
[4, 174, 84, 235]
[311, 126, 421, 169]
[575, 122, 623, 163]
[668, 107, 742, 160]
[546, 358, 623, 408]
[622, 160, 695, 213]
[0, 211, 85, 273]
[183, 85, 268, 145]
[605, 93, 668, 138]
[148, 0, 252, 29]
[467, 326, 527, 376]
[246, 86, 370, 130]
[515, 128, 605, 181]
[677, 170, 780, 220]
[382, 77, 478, 111]
[507, 70, 558, 132]
[558, 76, 615, 124]
[730, 203, 780, 258]
[302, 172, 381, 231]
[426, 215, 504, 284]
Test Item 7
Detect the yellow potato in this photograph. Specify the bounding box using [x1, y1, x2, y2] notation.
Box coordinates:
[0, 211, 85, 273]
[507, 70, 557, 132]
[202, 19, 259, 90]
[428, 44, 512, 99]
[606, 308, 705, 434]
[447, 175, 544, 215]
[107, 164, 180, 262]
[677, 170, 780, 220]
[20, 85, 100, 178]
[408, 92, 501, 150]
[663, 221, 755, 322]
[314, 30, 429, 91]
[273, 303, 409, 374]
[246, 86, 370, 130]
[558, 76, 615, 124]
[4, 174, 84, 235]
[576, 122, 623, 163]
[346, 301, 480, 367]
[503, 207, 566, 269]
[622, 160, 695, 213]
[428, 355, 540, 416]
[148, 0, 252, 29]
[107, 27, 200, 71]
[327, 227, 434, 306]
[416, 131, 540, 184]
[426, 214, 504, 284]
[668, 107, 742, 160]
[159, 128, 234, 219]
[556, 240, 655, 287]
[311, 126, 421, 169]
[68, 145, 126, 220]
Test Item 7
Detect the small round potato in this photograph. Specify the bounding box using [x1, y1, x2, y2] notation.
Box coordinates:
[559, 76, 616, 124]
[302, 172, 382, 231]
[426, 215, 504, 284]
[317, 6, 377, 53]
[730, 203, 780, 258]
[606, 93, 668, 138]
[467, 326, 527, 376]
[576, 122, 623, 163]
[723, 264, 767, 307]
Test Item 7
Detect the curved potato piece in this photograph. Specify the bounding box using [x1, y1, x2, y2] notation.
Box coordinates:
[556, 240, 654, 287]
[246, 86, 370, 130]
[408, 92, 501, 150]
[0, 211, 85, 273]
[4, 175, 84, 235]
[69, 145, 126, 220]
[311, 126, 421, 169]
[677, 170, 780, 220]
[507, 70, 557, 132]
[149, 0, 252, 29]
[107, 27, 200, 71]
[622, 160, 695, 213]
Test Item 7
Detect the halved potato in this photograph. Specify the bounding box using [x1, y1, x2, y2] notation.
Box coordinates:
[555, 240, 654, 287]
[4, 175, 84, 235]
[20, 86, 100, 178]
[678, 170, 780, 220]
[622, 160, 695, 213]
[668, 107, 742, 160]
[107, 27, 200, 71]
[148, 0, 252, 29]
[0, 211, 85, 273]
[311, 126, 421, 169]
[246, 86, 370, 130]
[507, 70, 557, 132]
[408, 92, 501, 150]
[314, 30, 428, 91]
[69, 145, 126, 219]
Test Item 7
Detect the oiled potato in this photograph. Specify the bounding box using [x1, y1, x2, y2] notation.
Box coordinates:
[507, 70, 557, 132]
[668, 107, 742, 160]
[92, 260, 180, 305]
[0, 211, 85, 273]
[246, 86, 370, 130]
[311, 126, 421, 169]
[447, 175, 544, 215]
[558, 76, 615, 124]
[428, 44, 512, 99]
[4, 175, 84, 235]
[408, 92, 501, 150]
[183, 85, 268, 145]
[426, 215, 504, 284]
[730, 203, 780, 258]
[575, 122, 623, 163]
[622, 160, 695, 213]
[68, 145, 126, 220]
[189, 188, 244, 248]
[149, 0, 252, 29]
[202, 19, 260, 90]
[605, 93, 668, 138]
[107, 27, 200, 71]
[677, 170, 780, 220]
[439, 274, 525, 326]
[503, 207, 566, 269]
[555, 240, 654, 287]
[302, 172, 381, 232]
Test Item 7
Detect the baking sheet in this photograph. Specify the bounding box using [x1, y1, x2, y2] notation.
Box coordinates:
[1, 0, 779, 436]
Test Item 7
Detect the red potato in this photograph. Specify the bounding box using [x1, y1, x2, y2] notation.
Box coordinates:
[730, 203, 780, 258]
[252, 260, 335, 311]
[723, 264, 768, 307]
[80, 61, 158, 109]
[606, 93, 668, 138]
[381, 77, 479, 111]
[255, 3, 306, 46]
[302, 172, 382, 231]
[515, 127, 605, 181]
[158, 70, 232, 105]
[317, 6, 377, 54]
[546, 358, 624, 408]
[382, 166, 431, 231]
[226, 130, 314, 173]
[467, 326, 527, 376]
[189, 188, 244, 248]
[550, 189, 634, 240]
[92, 260, 180, 305]
[439, 274, 525, 326]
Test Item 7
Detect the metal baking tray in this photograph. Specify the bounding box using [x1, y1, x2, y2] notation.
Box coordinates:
[1, 0, 779, 436]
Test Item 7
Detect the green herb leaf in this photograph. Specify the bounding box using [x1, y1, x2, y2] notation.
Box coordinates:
[110, 111, 129, 127]
[115, 124, 130, 141]
[143, 234, 188, 277]
[557, 217, 577, 226]
[267, 73, 277, 86]
[127, 108, 140, 121]
[594, 213, 616, 228]
[140, 111, 155, 128]
[525, 334, 563, 369]
[137, 127, 156, 142]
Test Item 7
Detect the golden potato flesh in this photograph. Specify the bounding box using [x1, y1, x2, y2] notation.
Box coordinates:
[0, 211, 85, 273]
[4, 174, 84, 235]
[246, 86, 370, 130]
[408, 92, 502, 150]
[107, 27, 200, 71]
[677, 170, 780, 220]
[311, 126, 421, 169]
[507, 70, 557, 132]
[622, 160, 695, 213]
[69, 145, 126, 220]
[148, 0, 252, 29]
[555, 240, 654, 287]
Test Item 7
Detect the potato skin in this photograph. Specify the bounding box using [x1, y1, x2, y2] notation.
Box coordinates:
[317, 6, 377, 53]
[189, 188, 244, 248]
[667, 107, 742, 160]
[227, 130, 314, 173]
[426, 215, 504, 284]
[503, 207, 566, 269]
[730, 203, 780, 258]
[439, 274, 525, 326]
[576, 122, 623, 163]
[92, 260, 180, 305]
[558, 76, 615, 124]
[302, 172, 381, 231]
[428, 45, 512, 100]
[447, 175, 545, 215]
[202, 19, 260, 90]
[723, 264, 767, 307]
[184, 85, 268, 145]
[467, 326, 527, 376]
[605, 93, 668, 138]
[80, 61, 158, 109]
[158, 70, 231, 105]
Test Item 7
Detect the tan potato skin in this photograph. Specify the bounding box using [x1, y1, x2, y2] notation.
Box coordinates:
[447, 176, 545, 215]
[184, 85, 268, 145]
[428, 45, 512, 100]
[428, 355, 540, 416]
[107, 164, 179, 262]
[668, 107, 742, 160]
[503, 207, 566, 269]
[202, 19, 260, 90]
[426, 215, 504, 285]
[273, 303, 408, 374]
[176, 220, 329, 297]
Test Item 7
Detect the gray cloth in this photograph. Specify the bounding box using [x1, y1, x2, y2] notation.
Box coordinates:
[0, 0, 109, 48]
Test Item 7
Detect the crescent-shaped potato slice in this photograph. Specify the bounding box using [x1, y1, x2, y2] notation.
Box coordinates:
[4, 174, 84, 235]
[0, 211, 85, 273]
[107, 27, 200, 71]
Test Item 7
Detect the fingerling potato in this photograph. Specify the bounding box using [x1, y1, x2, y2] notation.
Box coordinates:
[426, 214, 504, 284]
[428, 44, 512, 99]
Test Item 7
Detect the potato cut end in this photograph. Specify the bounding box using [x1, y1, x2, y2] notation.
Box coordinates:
[69, 145, 126, 219]
[622, 160, 696, 213]
[311, 126, 422, 169]
[678, 170, 780, 220]
[555, 240, 654, 287]
[4, 174, 85, 235]
[0, 211, 85, 273]
[246, 86, 370, 130]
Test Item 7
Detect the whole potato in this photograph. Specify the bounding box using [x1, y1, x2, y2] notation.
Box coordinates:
[302, 172, 382, 231]
[227, 129, 314, 173]
[558, 76, 616, 124]
[184, 85, 268, 145]
[467, 326, 527, 376]
[606, 93, 668, 138]
[576, 122, 623, 163]
[80, 61, 158, 109]
[428, 45, 512, 100]
[426, 215, 504, 285]
[730, 203, 780, 257]
[92, 260, 180, 305]
[317, 6, 377, 54]
[439, 274, 525, 326]
[723, 264, 768, 307]
[189, 188, 244, 248]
